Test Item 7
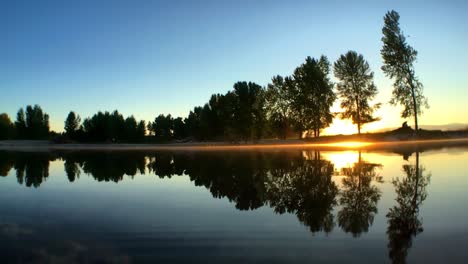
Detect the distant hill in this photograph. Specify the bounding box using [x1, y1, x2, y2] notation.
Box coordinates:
[373, 123, 468, 133]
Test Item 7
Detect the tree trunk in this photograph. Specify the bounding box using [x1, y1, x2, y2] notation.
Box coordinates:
[412, 151, 420, 214]
[408, 74, 419, 137]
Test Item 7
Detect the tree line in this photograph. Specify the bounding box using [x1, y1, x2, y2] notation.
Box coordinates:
[0, 10, 428, 142]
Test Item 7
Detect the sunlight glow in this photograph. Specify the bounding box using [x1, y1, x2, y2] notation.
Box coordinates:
[320, 141, 372, 148]
[323, 151, 360, 171]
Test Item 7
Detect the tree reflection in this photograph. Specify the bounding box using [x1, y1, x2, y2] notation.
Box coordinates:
[338, 151, 382, 237]
[64, 158, 81, 182]
[387, 152, 430, 264]
[13, 153, 52, 188]
[181, 152, 270, 210]
[0, 151, 15, 176]
[266, 150, 338, 234]
[64, 153, 147, 182]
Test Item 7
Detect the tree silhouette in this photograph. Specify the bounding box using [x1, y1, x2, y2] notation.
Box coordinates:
[80, 110, 145, 142]
[232, 81, 266, 141]
[334, 51, 380, 135]
[265, 75, 294, 139]
[290, 56, 335, 138]
[14, 105, 49, 140]
[64, 111, 82, 139]
[387, 152, 430, 264]
[338, 151, 382, 237]
[150, 114, 173, 141]
[0, 113, 15, 140]
[172, 117, 187, 139]
[381, 10, 429, 135]
[14, 108, 27, 139]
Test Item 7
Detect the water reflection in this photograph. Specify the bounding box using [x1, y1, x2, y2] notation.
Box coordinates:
[0, 148, 443, 262]
[266, 150, 338, 233]
[387, 152, 431, 264]
[338, 151, 383, 237]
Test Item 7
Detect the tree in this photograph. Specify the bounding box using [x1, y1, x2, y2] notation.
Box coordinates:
[64, 111, 81, 138]
[265, 75, 293, 139]
[150, 114, 173, 141]
[231, 81, 265, 141]
[172, 117, 187, 139]
[136, 120, 146, 142]
[334, 51, 380, 135]
[14, 105, 50, 139]
[381, 10, 428, 134]
[290, 56, 335, 138]
[15, 108, 27, 139]
[0, 113, 15, 140]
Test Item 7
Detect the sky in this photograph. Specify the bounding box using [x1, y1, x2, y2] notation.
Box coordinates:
[1, 0, 467, 134]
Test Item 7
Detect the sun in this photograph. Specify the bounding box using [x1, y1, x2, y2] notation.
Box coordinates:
[323, 118, 357, 136]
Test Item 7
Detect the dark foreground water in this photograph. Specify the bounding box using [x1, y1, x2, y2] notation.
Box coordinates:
[1, 145, 468, 263]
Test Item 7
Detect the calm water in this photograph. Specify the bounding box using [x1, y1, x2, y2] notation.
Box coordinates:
[1, 145, 468, 263]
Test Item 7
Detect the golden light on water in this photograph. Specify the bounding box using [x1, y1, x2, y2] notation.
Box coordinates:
[323, 151, 360, 171]
[318, 141, 372, 148]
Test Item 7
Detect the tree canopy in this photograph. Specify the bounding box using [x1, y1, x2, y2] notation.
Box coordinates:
[0, 113, 15, 140]
[14, 105, 50, 140]
[290, 56, 335, 138]
[381, 10, 428, 133]
[334, 51, 380, 135]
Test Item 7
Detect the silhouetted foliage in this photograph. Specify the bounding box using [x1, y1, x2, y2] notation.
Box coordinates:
[265, 76, 294, 139]
[381, 10, 428, 134]
[149, 114, 173, 141]
[0, 113, 15, 140]
[14, 105, 49, 139]
[231, 82, 266, 141]
[387, 152, 430, 264]
[183, 82, 265, 142]
[81, 110, 145, 142]
[338, 151, 382, 237]
[289, 56, 335, 138]
[172, 117, 187, 139]
[64, 111, 82, 140]
[334, 51, 381, 135]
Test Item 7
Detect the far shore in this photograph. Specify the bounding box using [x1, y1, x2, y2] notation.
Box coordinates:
[1, 137, 468, 152]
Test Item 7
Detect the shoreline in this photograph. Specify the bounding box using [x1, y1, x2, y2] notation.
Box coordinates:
[1, 137, 468, 152]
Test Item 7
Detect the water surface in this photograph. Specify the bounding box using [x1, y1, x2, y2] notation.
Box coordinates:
[0, 145, 467, 263]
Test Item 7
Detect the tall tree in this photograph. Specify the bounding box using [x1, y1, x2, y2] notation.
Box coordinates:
[64, 111, 81, 138]
[334, 51, 380, 135]
[232, 81, 265, 141]
[15, 105, 49, 139]
[381, 10, 428, 134]
[265, 75, 293, 139]
[15, 108, 27, 139]
[290, 56, 335, 138]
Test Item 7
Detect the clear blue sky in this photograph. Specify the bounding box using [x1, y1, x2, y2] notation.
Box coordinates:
[1, 0, 467, 132]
